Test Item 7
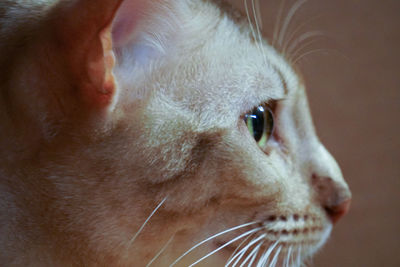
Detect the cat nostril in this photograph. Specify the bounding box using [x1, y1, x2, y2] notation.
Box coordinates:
[312, 173, 352, 223]
[324, 198, 351, 224]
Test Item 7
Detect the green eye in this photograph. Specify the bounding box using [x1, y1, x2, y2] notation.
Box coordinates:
[244, 104, 274, 147]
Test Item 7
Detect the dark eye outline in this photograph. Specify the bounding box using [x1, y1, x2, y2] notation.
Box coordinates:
[243, 103, 275, 147]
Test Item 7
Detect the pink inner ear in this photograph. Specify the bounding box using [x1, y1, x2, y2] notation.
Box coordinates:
[112, 0, 149, 47]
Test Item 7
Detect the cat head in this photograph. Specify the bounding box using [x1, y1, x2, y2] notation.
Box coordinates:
[0, 0, 351, 266]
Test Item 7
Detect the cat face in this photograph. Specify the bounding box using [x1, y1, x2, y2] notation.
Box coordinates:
[0, 0, 351, 266]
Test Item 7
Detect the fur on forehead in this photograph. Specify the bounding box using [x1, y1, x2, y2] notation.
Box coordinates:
[115, 0, 294, 120]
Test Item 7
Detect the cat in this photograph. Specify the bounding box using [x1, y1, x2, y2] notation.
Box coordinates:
[0, 0, 352, 266]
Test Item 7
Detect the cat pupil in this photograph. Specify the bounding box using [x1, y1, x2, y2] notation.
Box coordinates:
[249, 107, 264, 142]
[244, 105, 274, 145]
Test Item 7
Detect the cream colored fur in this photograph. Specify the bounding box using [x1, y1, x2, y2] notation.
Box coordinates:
[0, 0, 351, 266]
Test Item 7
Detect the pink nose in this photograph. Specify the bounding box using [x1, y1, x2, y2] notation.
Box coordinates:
[325, 198, 351, 224]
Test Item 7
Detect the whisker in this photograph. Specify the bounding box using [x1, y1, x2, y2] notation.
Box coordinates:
[227, 234, 261, 266]
[231, 248, 248, 267]
[269, 245, 282, 267]
[278, 0, 308, 47]
[282, 15, 323, 53]
[247, 240, 264, 267]
[290, 245, 295, 267]
[256, 240, 279, 267]
[226, 230, 257, 265]
[293, 48, 347, 65]
[244, 0, 260, 51]
[272, 0, 287, 47]
[169, 221, 259, 266]
[239, 239, 264, 267]
[188, 227, 263, 267]
[286, 30, 326, 56]
[244, 0, 267, 69]
[127, 197, 167, 249]
[254, 0, 263, 30]
[288, 37, 324, 62]
[227, 244, 248, 267]
[256, 250, 266, 267]
[285, 245, 292, 267]
[229, 234, 266, 267]
[146, 234, 175, 267]
[251, 0, 268, 68]
[296, 245, 302, 267]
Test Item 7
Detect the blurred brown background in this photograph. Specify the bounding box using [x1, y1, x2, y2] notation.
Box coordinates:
[230, 0, 400, 266]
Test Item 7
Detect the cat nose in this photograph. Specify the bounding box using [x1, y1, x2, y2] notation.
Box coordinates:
[324, 198, 351, 224]
[312, 174, 352, 224]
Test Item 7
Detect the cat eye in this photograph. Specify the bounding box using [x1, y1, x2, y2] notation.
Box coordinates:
[244, 104, 274, 147]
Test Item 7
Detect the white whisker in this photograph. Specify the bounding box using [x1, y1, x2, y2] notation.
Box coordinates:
[282, 15, 323, 53]
[169, 221, 259, 266]
[226, 233, 262, 266]
[290, 246, 295, 267]
[296, 246, 302, 267]
[293, 48, 336, 64]
[287, 30, 326, 56]
[239, 239, 264, 267]
[127, 197, 167, 249]
[247, 240, 264, 267]
[285, 246, 292, 267]
[146, 234, 175, 267]
[288, 38, 323, 62]
[257, 240, 279, 267]
[244, 0, 260, 50]
[244, 0, 267, 69]
[226, 230, 257, 265]
[188, 227, 263, 267]
[256, 249, 266, 267]
[269, 245, 282, 267]
[272, 0, 287, 47]
[231, 248, 248, 267]
[230, 234, 266, 267]
[254, 0, 263, 30]
[251, 0, 268, 68]
[278, 0, 308, 47]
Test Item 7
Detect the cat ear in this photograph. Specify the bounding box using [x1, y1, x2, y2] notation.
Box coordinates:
[51, 0, 151, 110]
